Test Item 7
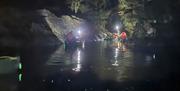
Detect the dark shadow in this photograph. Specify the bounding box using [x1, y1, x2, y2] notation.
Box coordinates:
[18, 38, 60, 91]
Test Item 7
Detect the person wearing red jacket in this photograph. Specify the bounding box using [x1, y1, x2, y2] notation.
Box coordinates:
[120, 32, 127, 43]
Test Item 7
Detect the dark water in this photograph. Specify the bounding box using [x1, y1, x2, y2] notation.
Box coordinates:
[0, 41, 179, 91]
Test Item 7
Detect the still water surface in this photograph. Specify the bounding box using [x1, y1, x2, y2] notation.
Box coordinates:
[0, 41, 173, 91]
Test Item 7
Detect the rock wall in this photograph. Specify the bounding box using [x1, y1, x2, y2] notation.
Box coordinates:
[37, 9, 83, 43]
[0, 8, 84, 48]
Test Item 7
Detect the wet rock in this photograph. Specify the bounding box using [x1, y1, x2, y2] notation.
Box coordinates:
[94, 31, 108, 41]
[0, 8, 84, 47]
[36, 9, 84, 43]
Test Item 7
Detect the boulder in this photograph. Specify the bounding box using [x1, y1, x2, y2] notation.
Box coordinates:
[37, 9, 84, 43]
[0, 8, 84, 47]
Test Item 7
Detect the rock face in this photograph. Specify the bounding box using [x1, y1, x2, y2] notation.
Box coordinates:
[95, 31, 107, 41]
[35, 9, 84, 43]
[0, 8, 84, 48]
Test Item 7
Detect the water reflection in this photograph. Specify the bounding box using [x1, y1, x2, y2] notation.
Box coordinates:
[72, 48, 83, 72]
[112, 48, 119, 66]
[44, 41, 135, 82]
[82, 41, 85, 49]
[0, 41, 161, 91]
[95, 41, 134, 82]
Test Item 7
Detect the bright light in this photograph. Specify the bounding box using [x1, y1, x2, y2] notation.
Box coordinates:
[72, 64, 81, 72]
[18, 73, 22, 82]
[78, 30, 81, 35]
[18, 62, 22, 70]
[73, 28, 83, 39]
[115, 25, 119, 30]
[114, 22, 122, 33]
[112, 60, 119, 66]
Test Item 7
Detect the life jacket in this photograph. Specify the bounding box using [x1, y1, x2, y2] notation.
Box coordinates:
[120, 32, 127, 39]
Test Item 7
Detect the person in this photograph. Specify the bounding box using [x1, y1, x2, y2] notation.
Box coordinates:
[119, 32, 127, 51]
[113, 33, 118, 39]
[119, 31, 127, 43]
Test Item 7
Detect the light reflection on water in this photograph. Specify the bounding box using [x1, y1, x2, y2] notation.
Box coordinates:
[0, 41, 161, 91]
[94, 41, 134, 82]
[0, 41, 156, 85]
[72, 48, 82, 72]
[46, 41, 136, 82]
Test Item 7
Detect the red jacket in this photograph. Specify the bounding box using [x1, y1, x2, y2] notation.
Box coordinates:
[120, 32, 127, 39]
